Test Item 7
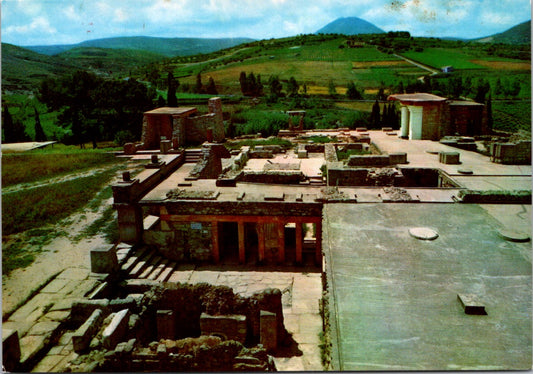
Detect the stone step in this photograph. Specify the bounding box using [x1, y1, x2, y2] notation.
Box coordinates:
[146, 258, 170, 281]
[128, 249, 158, 278]
[138, 255, 163, 279]
[156, 261, 177, 282]
[120, 246, 150, 274]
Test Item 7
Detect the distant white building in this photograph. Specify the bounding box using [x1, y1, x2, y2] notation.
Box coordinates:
[442, 66, 454, 73]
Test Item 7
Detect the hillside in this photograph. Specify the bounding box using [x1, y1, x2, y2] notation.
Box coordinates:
[57, 47, 166, 72]
[474, 20, 531, 44]
[1, 43, 79, 92]
[26, 36, 255, 58]
[316, 17, 384, 35]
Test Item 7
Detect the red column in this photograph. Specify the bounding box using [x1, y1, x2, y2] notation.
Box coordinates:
[211, 221, 219, 263]
[238, 221, 246, 264]
[295, 222, 303, 264]
[277, 222, 285, 263]
[257, 223, 265, 262]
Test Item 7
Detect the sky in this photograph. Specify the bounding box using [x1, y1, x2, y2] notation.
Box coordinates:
[1, 0, 531, 46]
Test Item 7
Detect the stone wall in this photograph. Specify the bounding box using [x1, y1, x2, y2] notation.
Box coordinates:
[236, 170, 306, 184]
[157, 200, 323, 218]
[490, 141, 531, 165]
[68, 283, 283, 372]
[144, 221, 213, 262]
[324, 144, 338, 162]
[189, 144, 230, 180]
[422, 103, 444, 140]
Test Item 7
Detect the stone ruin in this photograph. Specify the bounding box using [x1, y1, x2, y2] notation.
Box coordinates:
[63, 282, 288, 372]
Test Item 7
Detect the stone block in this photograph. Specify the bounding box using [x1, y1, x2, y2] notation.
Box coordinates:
[102, 309, 131, 350]
[439, 151, 460, 164]
[91, 246, 119, 274]
[123, 143, 137, 155]
[382, 127, 393, 132]
[160, 139, 172, 154]
[457, 294, 487, 315]
[71, 299, 110, 326]
[157, 310, 176, 340]
[297, 149, 308, 159]
[72, 309, 104, 353]
[355, 127, 367, 132]
[2, 329, 21, 372]
[200, 313, 247, 343]
[260, 310, 277, 352]
[389, 152, 408, 164]
[109, 297, 137, 313]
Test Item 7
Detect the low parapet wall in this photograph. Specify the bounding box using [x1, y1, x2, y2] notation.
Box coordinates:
[490, 141, 531, 165]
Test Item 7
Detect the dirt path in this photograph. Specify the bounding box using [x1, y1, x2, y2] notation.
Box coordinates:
[2, 162, 142, 317]
[2, 164, 119, 195]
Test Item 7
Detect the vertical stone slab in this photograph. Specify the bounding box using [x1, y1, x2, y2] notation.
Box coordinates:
[91, 246, 119, 273]
[72, 309, 104, 353]
[315, 221, 322, 265]
[102, 309, 130, 350]
[2, 329, 21, 372]
[157, 310, 176, 340]
[260, 310, 277, 352]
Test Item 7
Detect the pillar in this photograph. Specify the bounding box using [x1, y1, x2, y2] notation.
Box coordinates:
[238, 221, 246, 264]
[116, 204, 143, 244]
[408, 106, 424, 140]
[315, 221, 322, 265]
[277, 223, 285, 263]
[295, 222, 303, 264]
[257, 223, 265, 262]
[400, 106, 409, 138]
[211, 221, 220, 263]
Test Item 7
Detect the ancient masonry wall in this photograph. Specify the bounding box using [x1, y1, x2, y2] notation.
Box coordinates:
[160, 201, 323, 217]
[144, 221, 214, 262]
[422, 103, 444, 140]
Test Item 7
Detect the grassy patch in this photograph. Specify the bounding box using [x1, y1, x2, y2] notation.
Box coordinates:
[75, 206, 116, 241]
[2, 228, 67, 275]
[402, 48, 486, 70]
[2, 150, 120, 187]
[307, 135, 338, 143]
[225, 137, 293, 150]
[2, 169, 119, 236]
[336, 148, 372, 160]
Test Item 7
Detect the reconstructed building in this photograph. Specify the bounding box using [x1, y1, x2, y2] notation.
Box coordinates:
[140, 97, 224, 150]
[388, 93, 489, 140]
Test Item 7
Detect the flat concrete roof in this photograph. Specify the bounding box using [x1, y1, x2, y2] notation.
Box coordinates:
[388, 93, 447, 104]
[323, 203, 531, 370]
[144, 107, 197, 115]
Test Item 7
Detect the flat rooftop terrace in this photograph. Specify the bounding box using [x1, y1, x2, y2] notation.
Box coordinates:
[323, 203, 531, 370]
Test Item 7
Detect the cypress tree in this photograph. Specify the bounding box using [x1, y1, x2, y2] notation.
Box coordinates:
[371, 100, 381, 128]
[167, 72, 178, 107]
[34, 107, 47, 141]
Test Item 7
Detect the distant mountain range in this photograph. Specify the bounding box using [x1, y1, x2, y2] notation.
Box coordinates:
[473, 20, 530, 44]
[316, 17, 384, 35]
[25, 36, 255, 57]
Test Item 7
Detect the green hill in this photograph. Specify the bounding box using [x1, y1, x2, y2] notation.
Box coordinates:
[316, 17, 384, 35]
[474, 20, 531, 44]
[26, 36, 255, 58]
[1, 43, 80, 92]
[57, 47, 166, 72]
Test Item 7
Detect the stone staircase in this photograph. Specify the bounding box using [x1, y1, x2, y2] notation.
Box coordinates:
[184, 149, 202, 163]
[309, 176, 324, 186]
[118, 245, 178, 282]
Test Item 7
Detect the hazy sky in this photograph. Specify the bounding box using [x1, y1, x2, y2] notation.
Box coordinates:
[2, 0, 531, 46]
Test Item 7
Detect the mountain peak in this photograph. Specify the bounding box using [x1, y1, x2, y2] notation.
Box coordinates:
[316, 17, 384, 35]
